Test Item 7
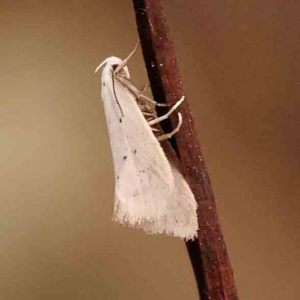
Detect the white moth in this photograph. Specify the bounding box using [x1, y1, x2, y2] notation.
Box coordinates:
[95, 44, 198, 240]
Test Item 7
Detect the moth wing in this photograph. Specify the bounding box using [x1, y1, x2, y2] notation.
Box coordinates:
[101, 74, 175, 225]
[167, 159, 198, 240]
[142, 142, 198, 240]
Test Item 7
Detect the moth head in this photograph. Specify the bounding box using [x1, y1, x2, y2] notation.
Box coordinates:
[95, 56, 130, 79]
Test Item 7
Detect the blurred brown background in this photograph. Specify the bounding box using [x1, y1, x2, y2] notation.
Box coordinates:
[1, 1, 299, 299]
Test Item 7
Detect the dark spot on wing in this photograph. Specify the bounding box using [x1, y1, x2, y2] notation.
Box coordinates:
[123, 156, 127, 160]
[133, 149, 137, 154]
[103, 82, 106, 86]
[119, 118, 122, 123]
[117, 175, 119, 180]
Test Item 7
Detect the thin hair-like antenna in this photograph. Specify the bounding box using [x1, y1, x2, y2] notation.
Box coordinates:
[95, 59, 108, 73]
[112, 72, 124, 117]
[110, 41, 140, 118]
[95, 59, 124, 117]
[95, 42, 140, 118]
[114, 41, 140, 74]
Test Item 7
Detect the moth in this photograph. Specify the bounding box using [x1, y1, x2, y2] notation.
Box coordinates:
[95, 44, 198, 240]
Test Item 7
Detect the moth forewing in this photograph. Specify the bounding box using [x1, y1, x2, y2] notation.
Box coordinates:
[100, 57, 175, 222]
[96, 54, 198, 240]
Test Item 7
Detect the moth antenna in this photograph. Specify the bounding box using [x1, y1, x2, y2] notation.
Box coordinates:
[112, 73, 124, 117]
[95, 59, 108, 73]
[114, 41, 140, 74]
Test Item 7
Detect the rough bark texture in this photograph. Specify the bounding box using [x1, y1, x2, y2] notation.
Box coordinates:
[132, 1, 239, 299]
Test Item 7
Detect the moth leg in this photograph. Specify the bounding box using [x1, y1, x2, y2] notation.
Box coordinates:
[139, 94, 168, 107]
[114, 41, 140, 74]
[148, 96, 185, 126]
[116, 76, 167, 108]
[156, 113, 183, 141]
[138, 82, 167, 107]
[142, 112, 155, 116]
[140, 83, 149, 93]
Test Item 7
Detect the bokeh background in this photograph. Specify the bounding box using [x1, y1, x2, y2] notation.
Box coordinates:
[1, 1, 299, 299]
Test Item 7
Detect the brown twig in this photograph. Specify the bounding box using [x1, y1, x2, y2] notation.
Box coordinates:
[132, 1, 239, 299]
